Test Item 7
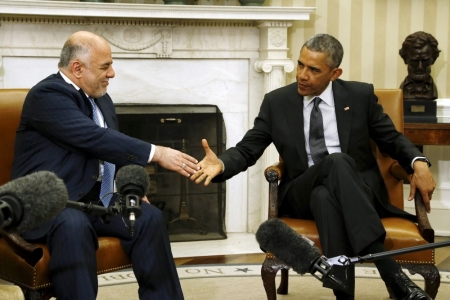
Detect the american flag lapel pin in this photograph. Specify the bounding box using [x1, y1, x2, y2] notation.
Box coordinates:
[344, 106, 350, 111]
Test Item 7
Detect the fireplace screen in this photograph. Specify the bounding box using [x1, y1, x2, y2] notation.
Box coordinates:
[115, 104, 226, 242]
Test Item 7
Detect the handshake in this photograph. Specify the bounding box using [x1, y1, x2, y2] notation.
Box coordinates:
[152, 139, 222, 186]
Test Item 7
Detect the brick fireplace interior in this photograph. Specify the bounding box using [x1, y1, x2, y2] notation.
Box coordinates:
[116, 104, 226, 242]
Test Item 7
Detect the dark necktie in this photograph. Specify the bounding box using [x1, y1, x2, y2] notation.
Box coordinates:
[309, 97, 329, 164]
[88, 98, 115, 207]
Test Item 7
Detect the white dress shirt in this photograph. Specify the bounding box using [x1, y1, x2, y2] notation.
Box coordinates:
[303, 81, 341, 167]
[302, 80, 427, 169]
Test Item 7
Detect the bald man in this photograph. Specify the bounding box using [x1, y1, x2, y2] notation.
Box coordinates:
[11, 31, 193, 300]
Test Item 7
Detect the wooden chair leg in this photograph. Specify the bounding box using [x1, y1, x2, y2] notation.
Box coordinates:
[277, 268, 289, 295]
[261, 254, 291, 300]
[402, 264, 440, 299]
[261, 257, 278, 300]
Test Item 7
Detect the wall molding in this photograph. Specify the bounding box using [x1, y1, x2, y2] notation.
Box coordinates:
[0, 0, 315, 22]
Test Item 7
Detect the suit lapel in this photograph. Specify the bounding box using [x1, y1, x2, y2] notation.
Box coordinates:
[333, 80, 353, 153]
[78, 89, 116, 130]
[95, 96, 116, 130]
[285, 90, 309, 169]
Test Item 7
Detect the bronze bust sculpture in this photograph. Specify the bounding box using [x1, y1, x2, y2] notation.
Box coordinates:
[399, 31, 441, 100]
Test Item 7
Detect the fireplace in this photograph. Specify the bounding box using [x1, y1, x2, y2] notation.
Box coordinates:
[116, 104, 226, 242]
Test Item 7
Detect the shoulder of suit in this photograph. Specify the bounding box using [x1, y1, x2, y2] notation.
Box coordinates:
[266, 82, 298, 97]
[334, 78, 373, 90]
[28, 73, 83, 102]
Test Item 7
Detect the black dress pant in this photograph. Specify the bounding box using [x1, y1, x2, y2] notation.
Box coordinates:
[21, 184, 184, 300]
[281, 153, 386, 296]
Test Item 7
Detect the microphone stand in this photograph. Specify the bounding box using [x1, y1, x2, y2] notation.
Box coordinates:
[324, 239, 450, 267]
[310, 240, 450, 294]
[66, 194, 142, 236]
[65, 201, 119, 224]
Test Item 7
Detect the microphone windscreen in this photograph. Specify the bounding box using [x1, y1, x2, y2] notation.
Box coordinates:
[255, 218, 322, 274]
[0, 171, 68, 233]
[115, 165, 149, 197]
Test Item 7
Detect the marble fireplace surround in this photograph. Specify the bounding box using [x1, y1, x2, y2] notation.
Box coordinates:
[0, 0, 315, 234]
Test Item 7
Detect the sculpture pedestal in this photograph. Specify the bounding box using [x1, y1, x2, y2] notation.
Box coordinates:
[404, 99, 437, 123]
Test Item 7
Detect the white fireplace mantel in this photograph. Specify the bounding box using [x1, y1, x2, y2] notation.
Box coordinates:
[0, 0, 315, 234]
[0, 0, 314, 21]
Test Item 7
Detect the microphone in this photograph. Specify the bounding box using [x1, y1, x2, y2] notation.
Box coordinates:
[0, 171, 68, 234]
[115, 165, 150, 236]
[256, 218, 349, 293]
[257, 218, 450, 296]
[256, 218, 322, 274]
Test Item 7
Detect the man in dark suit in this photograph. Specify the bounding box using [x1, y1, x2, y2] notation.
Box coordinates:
[190, 34, 435, 300]
[11, 31, 199, 300]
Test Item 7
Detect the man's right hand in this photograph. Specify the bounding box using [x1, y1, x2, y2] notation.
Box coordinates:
[152, 146, 199, 177]
[190, 139, 223, 186]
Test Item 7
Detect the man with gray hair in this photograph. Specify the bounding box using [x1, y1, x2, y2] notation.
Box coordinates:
[191, 33, 435, 300]
[12, 31, 197, 299]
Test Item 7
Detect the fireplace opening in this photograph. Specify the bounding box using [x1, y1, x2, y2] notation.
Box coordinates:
[115, 104, 227, 242]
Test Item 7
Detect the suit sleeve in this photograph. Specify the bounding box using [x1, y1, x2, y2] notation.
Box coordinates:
[25, 85, 151, 167]
[213, 95, 273, 182]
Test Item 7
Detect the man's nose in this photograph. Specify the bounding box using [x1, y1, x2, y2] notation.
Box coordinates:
[108, 66, 115, 78]
[297, 68, 308, 80]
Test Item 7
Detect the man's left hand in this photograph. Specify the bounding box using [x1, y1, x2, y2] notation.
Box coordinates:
[409, 160, 436, 213]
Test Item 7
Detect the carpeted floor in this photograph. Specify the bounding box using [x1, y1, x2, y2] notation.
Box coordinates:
[97, 276, 450, 300]
[2, 264, 448, 299]
[0, 285, 24, 300]
[95, 265, 450, 300]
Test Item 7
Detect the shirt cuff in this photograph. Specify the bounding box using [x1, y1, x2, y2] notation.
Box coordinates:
[148, 144, 156, 163]
[218, 159, 225, 174]
[411, 157, 431, 169]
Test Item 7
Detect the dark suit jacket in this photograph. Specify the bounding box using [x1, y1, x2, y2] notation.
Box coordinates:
[11, 72, 152, 202]
[213, 79, 422, 221]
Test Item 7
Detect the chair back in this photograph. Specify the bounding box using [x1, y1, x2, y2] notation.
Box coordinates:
[0, 89, 28, 185]
[373, 89, 404, 210]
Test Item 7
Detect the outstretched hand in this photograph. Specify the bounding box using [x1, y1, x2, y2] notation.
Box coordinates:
[190, 139, 223, 186]
[408, 160, 436, 213]
[152, 146, 199, 177]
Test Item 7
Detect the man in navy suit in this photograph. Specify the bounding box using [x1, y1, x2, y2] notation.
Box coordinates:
[190, 34, 435, 300]
[11, 31, 198, 299]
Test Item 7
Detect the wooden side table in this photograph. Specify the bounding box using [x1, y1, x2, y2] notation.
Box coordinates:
[404, 123, 450, 145]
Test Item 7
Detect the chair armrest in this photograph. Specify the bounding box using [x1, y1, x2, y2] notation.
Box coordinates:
[414, 191, 434, 243]
[390, 163, 434, 242]
[264, 161, 285, 182]
[0, 231, 43, 266]
[264, 161, 285, 219]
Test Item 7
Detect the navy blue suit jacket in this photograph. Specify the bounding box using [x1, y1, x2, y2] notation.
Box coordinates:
[11, 72, 152, 201]
[213, 79, 422, 221]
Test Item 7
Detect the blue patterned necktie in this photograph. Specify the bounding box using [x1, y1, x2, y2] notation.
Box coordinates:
[309, 97, 329, 165]
[88, 98, 115, 207]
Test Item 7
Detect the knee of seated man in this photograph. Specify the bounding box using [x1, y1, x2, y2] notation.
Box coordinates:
[54, 208, 94, 232]
[310, 185, 334, 209]
[48, 208, 98, 249]
[323, 153, 357, 169]
[141, 202, 166, 227]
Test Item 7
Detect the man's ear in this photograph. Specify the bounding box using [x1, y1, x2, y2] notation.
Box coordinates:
[330, 68, 343, 81]
[71, 61, 83, 79]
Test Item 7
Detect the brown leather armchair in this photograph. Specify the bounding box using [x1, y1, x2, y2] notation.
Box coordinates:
[261, 89, 440, 299]
[0, 89, 132, 300]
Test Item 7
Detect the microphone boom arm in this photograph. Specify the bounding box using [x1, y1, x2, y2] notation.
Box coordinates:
[65, 201, 119, 224]
[326, 240, 450, 267]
